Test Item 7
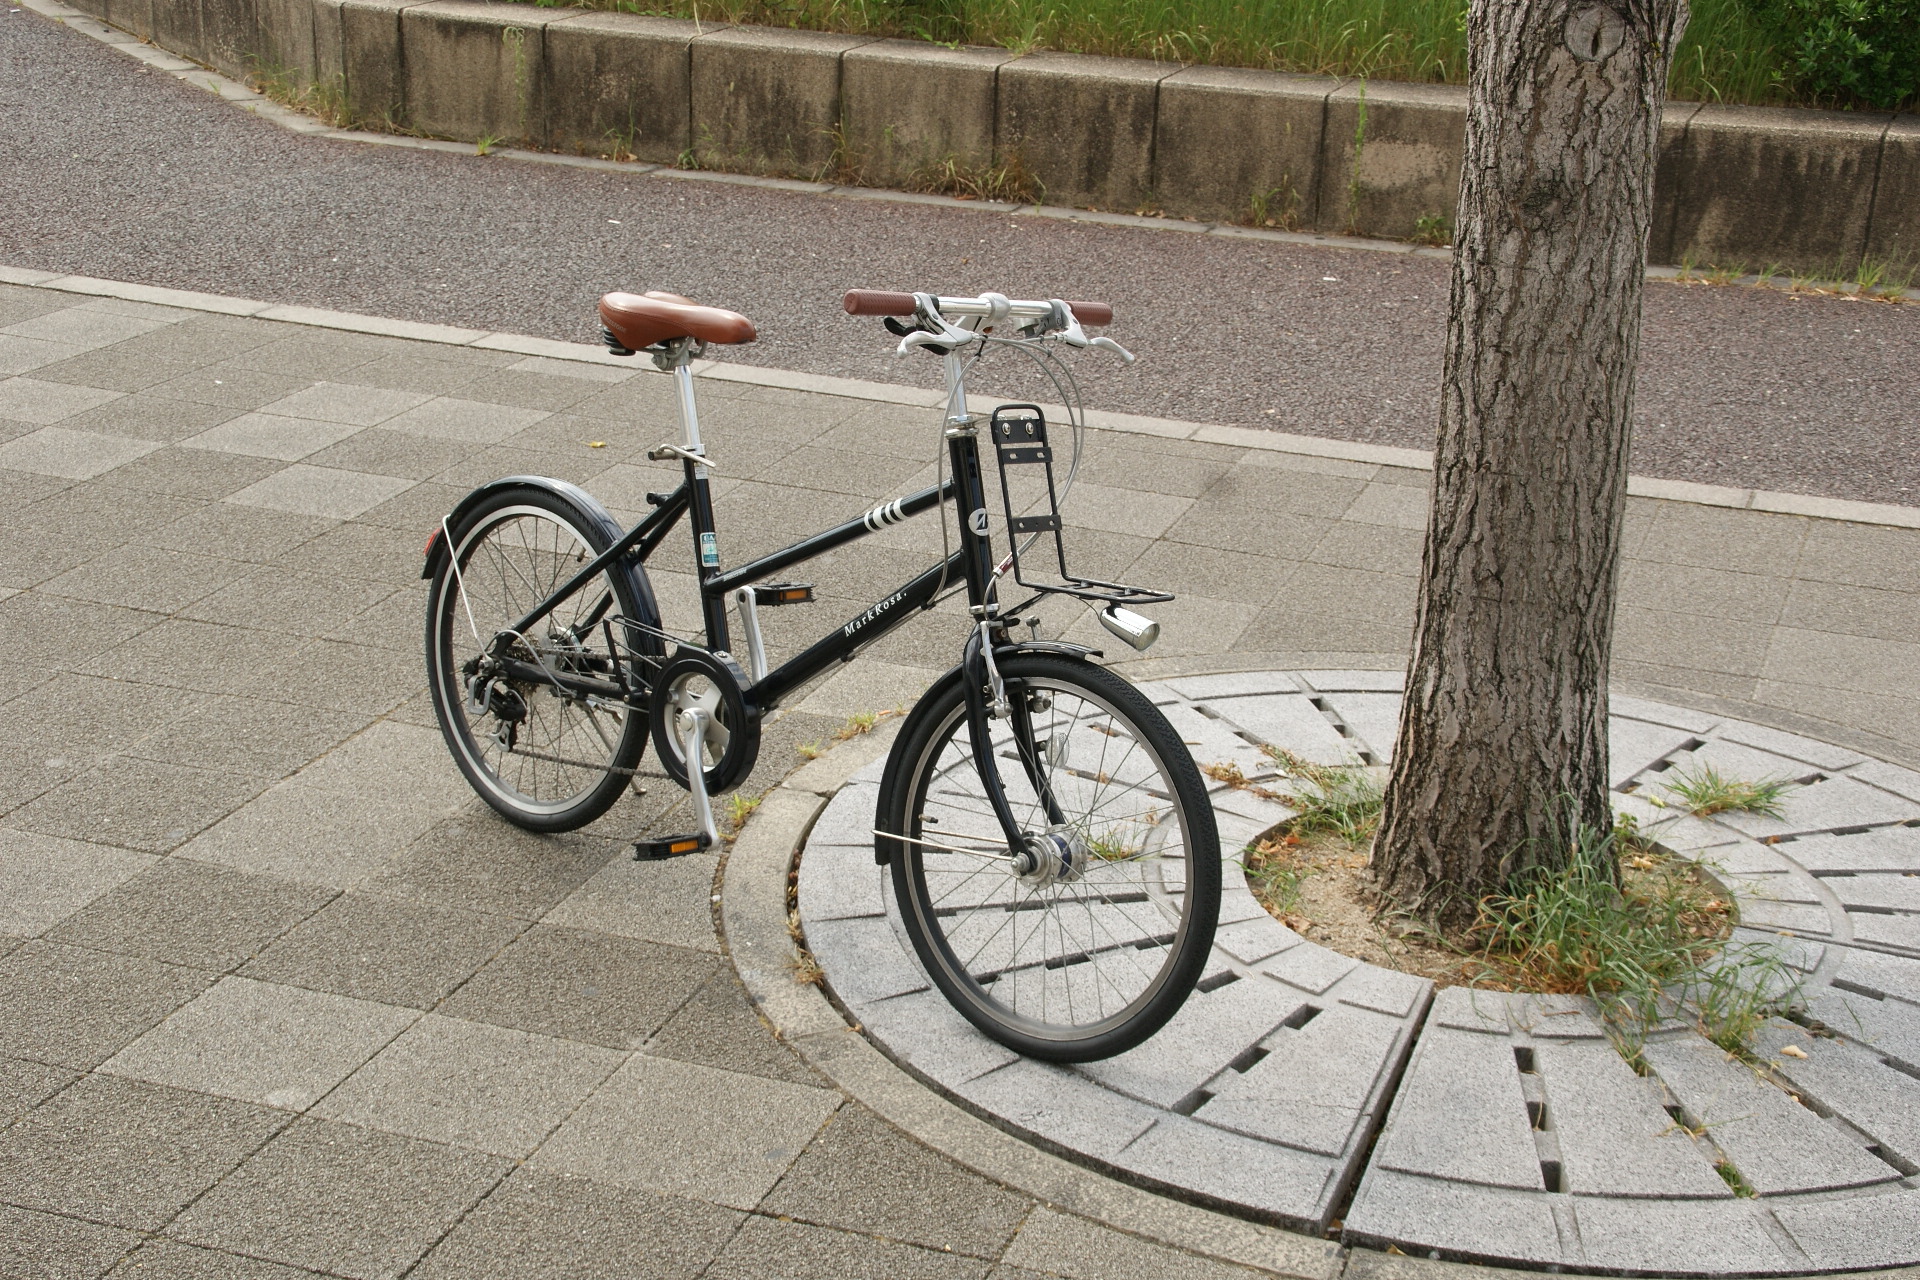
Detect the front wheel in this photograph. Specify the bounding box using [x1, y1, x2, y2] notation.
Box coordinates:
[879, 654, 1220, 1062]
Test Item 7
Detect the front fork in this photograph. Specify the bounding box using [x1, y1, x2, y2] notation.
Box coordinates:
[960, 628, 1069, 859]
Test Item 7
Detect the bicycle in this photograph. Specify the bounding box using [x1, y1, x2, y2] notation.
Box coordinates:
[423, 287, 1220, 1062]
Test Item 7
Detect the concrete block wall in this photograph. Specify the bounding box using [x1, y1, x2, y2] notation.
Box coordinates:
[68, 0, 1920, 274]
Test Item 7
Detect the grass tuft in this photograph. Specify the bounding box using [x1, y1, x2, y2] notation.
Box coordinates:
[1660, 764, 1794, 818]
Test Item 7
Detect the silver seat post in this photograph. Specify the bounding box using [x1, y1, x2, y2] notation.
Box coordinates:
[672, 344, 704, 458]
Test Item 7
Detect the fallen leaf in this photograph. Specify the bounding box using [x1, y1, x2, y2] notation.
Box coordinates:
[1779, 1044, 1808, 1059]
[588, 441, 606, 448]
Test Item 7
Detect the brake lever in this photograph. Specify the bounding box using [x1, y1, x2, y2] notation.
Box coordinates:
[1045, 299, 1135, 364]
[895, 291, 978, 357]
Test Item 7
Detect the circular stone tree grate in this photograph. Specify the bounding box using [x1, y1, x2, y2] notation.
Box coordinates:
[796, 671, 1920, 1275]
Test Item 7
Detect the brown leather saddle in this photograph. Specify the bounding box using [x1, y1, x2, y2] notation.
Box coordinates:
[598, 291, 756, 352]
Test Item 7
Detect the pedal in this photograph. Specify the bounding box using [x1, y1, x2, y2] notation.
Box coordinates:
[750, 582, 813, 606]
[634, 833, 712, 860]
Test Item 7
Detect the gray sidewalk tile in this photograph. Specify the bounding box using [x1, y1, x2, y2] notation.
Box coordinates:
[44, 860, 333, 972]
[0, 1074, 284, 1229]
[101, 975, 416, 1111]
[640, 969, 824, 1088]
[168, 1117, 509, 1280]
[1371, 1024, 1544, 1190]
[104, 1240, 327, 1278]
[760, 1105, 1031, 1258]
[703, 1214, 987, 1280]
[65, 398, 236, 445]
[543, 850, 723, 953]
[82, 620, 306, 697]
[1533, 1038, 1729, 1198]
[1772, 1187, 1920, 1270]
[20, 756, 256, 855]
[225, 465, 416, 521]
[327, 355, 493, 398]
[1343, 1171, 1564, 1265]
[0, 334, 83, 377]
[41, 543, 253, 614]
[379, 398, 550, 445]
[99, 445, 281, 500]
[248, 637, 423, 717]
[0, 1053, 76, 1124]
[150, 369, 313, 413]
[126, 696, 363, 783]
[1204, 693, 1356, 765]
[0, 1202, 140, 1280]
[437, 924, 717, 1049]
[287, 720, 471, 810]
[1623, 560, 1790, 624]
[1573, 1197, 1793, 1273]
[0, 830, 154, 937]
[241, 895, 522, 1009]
[31, 348, 191, 396]
[406, 1167, 741, 1280]
[140, 503, 338, 564]
[0, 427, 159, 479]
[1200, 1003, 1403, 1156]
[1644, 1035, 1898, 1194]
[535, 1055, 840, 1210]
[999, 1207, 1261, 1280]
[256, 383, 431, 428]
[313, 1014, 624, 1157]
[0, 377, 123, 424]
[457, 369, 625, 412]
[1083, 975, 1305, 1109]
[303, 428, 476, 481]
[269, 521, 422, 585]
[0, 940, 213, 1069]
[1118, 1114, 1337, 1222]
[179, 782, 440, 889]
[180, 413, 364, 462]
[363, 816, 613, 919]
[2, 306, 173, 352]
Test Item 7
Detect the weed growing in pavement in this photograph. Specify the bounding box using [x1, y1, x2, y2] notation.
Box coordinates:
[906, 151, 1044, 204]
[1345, 80, 1369, 234]
[1705, 260, 1748, 286]
[246, 63, 355, 128]
[1411, 213, 1451, 246]
[796, 741, 823, 761]
[474, 134, 502, 156]
[1227, 750, 1384, 930]
[721, 791, 763, 842]
[831, 708, 900, 741]
[1244, 183, 1299, 230]
[1716, 1160, 1758, 1197]
[1660, 764, 1794, 818]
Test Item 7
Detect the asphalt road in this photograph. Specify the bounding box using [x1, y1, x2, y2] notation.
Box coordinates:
[5, 7, 1917, 505]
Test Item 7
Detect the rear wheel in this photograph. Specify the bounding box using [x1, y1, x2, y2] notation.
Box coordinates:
[879, 654, 1220, 1062]
[426, 486, 652, 832]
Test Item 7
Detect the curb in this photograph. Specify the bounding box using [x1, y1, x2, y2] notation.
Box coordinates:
[5, 261, 1920, 536]
[717, 722, 1349, 1280]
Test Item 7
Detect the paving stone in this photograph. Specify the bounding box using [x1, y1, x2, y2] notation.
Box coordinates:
[100, 975, 415, 1111]
[1342, 1171, 1565, 1266]
[1165, 672, 1298, 700]
[239, 894, 523, 1009]
[9, 757, 267, 857]
[1719, 719, 1865, 771]
[255, 382, 430, 427]
[0, 426, 158, 479]
[177, 781, 440, 889]
[103, 1239, 327, 1278]
[0, 1055, 78, 1129]
[1611, 716, 1703, 787]
[703, 1215, 987, 1280]
[179, 412, 363, 462]
[0, 377, 123, 425]
[1156, 702, 1273, 778]
[169, 1117, 509, 1280]
[0, 830, 154, 936]
[45, 860, 333, 972]
[1786, 826, 1920, 872]
[1848, 913, 1920, 952]
[1574, 1196, 1794, 1273]
[1120, 1113, 1337, 1225]
[543, 850, 721, 952]
[1645, 1035, 1899, 1194]
[1258, 942, 1359, 996]
[797, 839, 889, 925]
[853, 987, 1021, 1085]
[377, 397, 550, 444]
[1328, 963, 1430, 1018]
[1829, 876, 1920, 912]
[0, 940, 212, 1069]
[313, 1014, 623, 1157]
[40, 541, 253, 614]
[224, 464, 415, 521]
[0, 1202, 140, 1280]
[1213, 916, 1297, 965]
[1319, 691, 1401, 761]
[126, 696, 364, 786]
[1759, 1024, 1920, 1171]
[1202, 694, 1356, 766]
[1773, 1186, 1920, 1271]
[1199, 1003, 1404, 1156]
[0, 1074, 284, 1229]
[1719, 773, 1920, 839]
[362, 816, 613, 919]
[1000, 1206, 1264, 1280]
[1296, 670, 1406, 693]
[1530, 1038, 1728, 1197]
[1852, 757, 1920, 805]
[641, 968, 822, 1087]
[810, 914, 931, 1006]
[1372, 1022, 1544, 1190]
[1735, 899, 1837, 934]
[2, 306, 171, 352]
[954, 1058, 1159, 1160]
[1831, 947, 1920, 1002]
[1082, 971, 1305, 1109]
[406, 1167, 742, 1280]
[534, 1055, 840, 1210]
[1810, 989, 1920, 1071]
[436, 924, 716, 1049]
[761, 1105, 1031, 1257]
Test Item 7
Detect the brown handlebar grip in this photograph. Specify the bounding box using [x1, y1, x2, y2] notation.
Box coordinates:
[1065, 301, 1112, 326]
[843, 290, 918, 317]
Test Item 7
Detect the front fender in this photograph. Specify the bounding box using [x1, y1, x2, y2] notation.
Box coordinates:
[871, 638, 1103, 865]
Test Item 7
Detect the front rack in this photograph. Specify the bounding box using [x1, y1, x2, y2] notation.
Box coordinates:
[989, 404, 1172, 608]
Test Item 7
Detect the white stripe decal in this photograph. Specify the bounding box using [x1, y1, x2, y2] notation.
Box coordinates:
[863, 499, 907, 532]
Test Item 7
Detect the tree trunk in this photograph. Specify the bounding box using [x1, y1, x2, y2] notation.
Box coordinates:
[1372, 0, 1688, 928]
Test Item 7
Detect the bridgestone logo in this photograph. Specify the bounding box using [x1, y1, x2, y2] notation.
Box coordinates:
[845, 589, 907, 638]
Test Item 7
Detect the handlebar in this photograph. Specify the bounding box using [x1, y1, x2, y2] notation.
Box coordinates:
[844, 290, 1112, 327]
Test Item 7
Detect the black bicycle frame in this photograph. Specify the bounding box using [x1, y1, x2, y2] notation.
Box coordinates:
[494, 427, 1003, 717]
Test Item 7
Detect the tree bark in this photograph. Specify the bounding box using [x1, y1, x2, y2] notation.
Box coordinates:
[1372, 0, 1688, 927]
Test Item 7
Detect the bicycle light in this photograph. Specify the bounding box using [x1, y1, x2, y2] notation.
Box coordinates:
[1099, 607, 1159, 651]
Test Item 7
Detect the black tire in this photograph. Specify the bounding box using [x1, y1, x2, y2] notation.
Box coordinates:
[426, 485, 653, 832]
[880, 654, 1220, 1062]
